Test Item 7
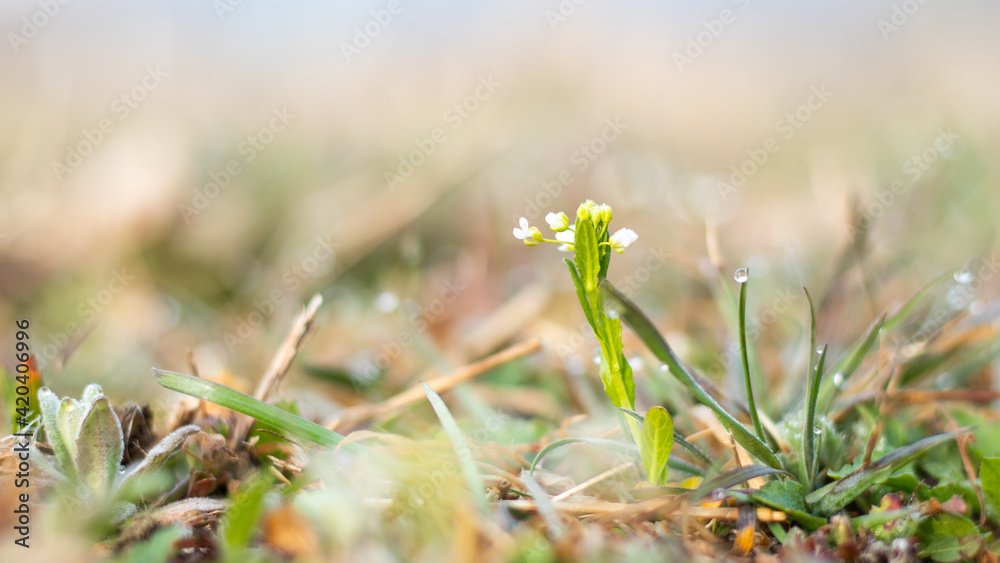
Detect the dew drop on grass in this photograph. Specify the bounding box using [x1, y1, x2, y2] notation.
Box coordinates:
[954, 270, 973, 285]
[833, 372, 845, 388]
[734, 268, 749, 283]
[375, 292, 399, 313]
[813, 425, 822, 435]
[659, 364, 669, 372]
[816, 345, 825, 355]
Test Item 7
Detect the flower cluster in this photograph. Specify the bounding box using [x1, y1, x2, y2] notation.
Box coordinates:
[512, 200, 637, 253]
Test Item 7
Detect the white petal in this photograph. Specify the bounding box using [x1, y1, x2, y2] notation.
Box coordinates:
[513, 227, 527, 240]
[556, 231, 575, 243]
[610, 228, 638, 248]
[519, 217, 530, 230]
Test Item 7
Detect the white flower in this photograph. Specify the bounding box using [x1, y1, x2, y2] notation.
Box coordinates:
[545, 211, 570, 232]
[512, 217, 532, 240]
[609, 228, 638, 253]
[556, 230, 575, 252]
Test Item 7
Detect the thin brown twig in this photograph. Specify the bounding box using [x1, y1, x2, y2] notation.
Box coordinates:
[229, 293, 324, 448]
[325, 338, 542, 431]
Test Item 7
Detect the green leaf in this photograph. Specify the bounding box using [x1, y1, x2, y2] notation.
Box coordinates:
[600, 280, 783, 470]
[748, 480, 827, 531]
[57, 397, 86, 466]
[980, 458, 1000, 524]
[736, 275, 765, 443]
[596, 312, 635, 411]
[818, 313, 885, 413]
[807, 429, 965, 517]
[882, 272, 951, 332]
[38, 387, 74, 478]
[574, 219, 600, 294]
[803, 343, 826, 488]
[639, 407, 674, 486]
[152, 369, 355, 450]
[74, 395, 124, 498]
[117, 425, 201, 493]
[421, 382, 488, 515]
[917, 513, 982, 562]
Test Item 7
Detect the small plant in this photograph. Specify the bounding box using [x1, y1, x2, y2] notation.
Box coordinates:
[35, 384, 199, 519]
[513, 201, 674, 484]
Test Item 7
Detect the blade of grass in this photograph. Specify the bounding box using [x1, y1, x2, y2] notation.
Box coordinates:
[806, 429, 967, 517]
[152, 368, 355, 450]
[882, 271, 951, 332]
[803, 344, 827, 489]
[520, 472, 564, 540]
[531, 437, 639, 474]
[601, 280, 783, 470]
[817, 313, 886, 413]
[420, 382, 488, 515]
[690, 465, 791, 503]
[737, 275, 765, 443]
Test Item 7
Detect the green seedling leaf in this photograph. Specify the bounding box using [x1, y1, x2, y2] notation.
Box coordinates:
[421, 381, 488, 515]
[152, 368, 354, 450]
[81, 383, 103, 405]
[74, 395, 124, 498]
[57, 397, 86, 467]
[917, 513, 982, 562]
[980, 458, 1000, 524]
[621, 408, 713, 469]
[574, 219, 600, 294]
[807, 429, 966, 517]
[736, 274, 765, 443]
[747, 480, 827, 531]
[117, 425, 200, 493]
[640, 407, 674, 486]
[600, 280, 783, 470]
[38, 387, 74, 478]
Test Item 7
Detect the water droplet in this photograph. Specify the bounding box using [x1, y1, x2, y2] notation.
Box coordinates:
[954, 270, 973, 285]
[629, 356, 645, 370]
[659, 364, 669, 372]
[606, 308, 620, 320]
[816, 345, 825, 355]
[734, 268, 749, 283]
[375, 292, 399, 313]
[833, 372, 845, 388]
[813, 425, 822, 435]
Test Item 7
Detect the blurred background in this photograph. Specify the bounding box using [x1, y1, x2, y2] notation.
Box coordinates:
[1, 0, 998, 426]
